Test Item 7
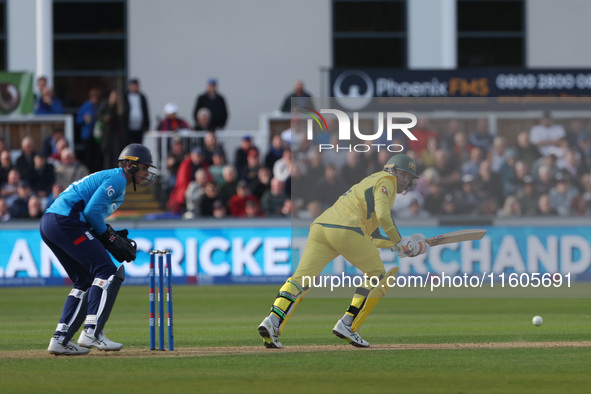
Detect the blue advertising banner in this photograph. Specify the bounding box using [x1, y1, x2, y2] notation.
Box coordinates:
[1, 225, 590, 287]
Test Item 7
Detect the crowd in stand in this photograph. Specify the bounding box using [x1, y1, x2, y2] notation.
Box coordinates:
[2, 77, 590, 222]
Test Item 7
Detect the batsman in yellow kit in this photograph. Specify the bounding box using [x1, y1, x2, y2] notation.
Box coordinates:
[258, 154, 430, 348]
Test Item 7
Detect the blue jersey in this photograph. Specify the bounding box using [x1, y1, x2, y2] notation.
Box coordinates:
[46, 168, 127, 235]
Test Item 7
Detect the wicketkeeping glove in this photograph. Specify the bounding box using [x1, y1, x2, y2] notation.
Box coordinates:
[98, 226, 137, 263]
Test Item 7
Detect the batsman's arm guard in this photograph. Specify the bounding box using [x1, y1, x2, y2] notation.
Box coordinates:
[85, 264, 125, 339]
[351, 267, 399, 332]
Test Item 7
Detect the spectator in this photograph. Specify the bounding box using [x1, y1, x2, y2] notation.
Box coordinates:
[201, 131, 226, 166]
[407, 117, 437, 157]
[468, 118, 494, 153]
[212, 199, 228, 219]
[290, 162, 311, 208]
[301, 200, 323, 220]
[261, 178, 288, 217]
[420, 136, 438, 169]
[75, 88, 102, 172]
[9, 180, 34, 219]
[569, 193, 590, 217]
[34, 76, 47, 101]
[240, 148, 262, 187]
[499, 195, 523, 218]
[340, 151, 367, 186]
[452, 131, 472, 165]
[54, 148, 90, 190]
[0, 197, 10, 221]
[196, 182, 220, 217]
[0, 149, 13, 186]
[461, 146, 483, 178]
[31, 152, 55, 198]
[228, 180, 259, 217]
[272, 148, 291, 183]
[441, 193, 460, 215]
[423, 182, 445, 215]
[490, 136, 508, 173]
[45, 183, 65, 210]
[281, 117, 306, 153]
[48, 137, 69, 165]
[1, 169, 21, 207]
[438, 119, 461, 150]
[218, 165, 238, 204]
[42, 128, 65, 159]
[234, 136, 256, 176]
[575, 132, 591, 169]
[123, 78, 150, 145]
[549, 173, 578, 216]
[97, 89, 124, 168]
[534, 164, 555, 195]
[414, 167, 440, 199]
[433, 149, 461, 192]
[251, 166, 271, 201]
[166, 135, 188, 191]
[514, 130, 541, 170]
[393, 189, 425, 218]
[34, 86, 63, 114]
[16, 136, 37, 185]
[514, 175, 540, 216]
[194, 108, 212, 131]
[536, 193, 558, 216]
[473, 159, 504, 207]
[157, 102, 191, 131]
[313, 164, 346, 209]
[184, 168, 210, 219]
[209, 150, 227, 185]
[505, 160, 530, 197]
[565, 119, 588, 149]
[192, 78, 228, 130]
[498, 149, 519, 197]
[406, 198, 430, 218]
[265, 134, 285, 170]
[455, 174, 478, 215]
[166, 147, 209, 214]
[244, 199, 263, 218]
[280, 80, 313, 113]
[26, 195, 44, 219]
[561, 148, 585, 185]
[529, 111, 567, 158]
[280, 198, 292, 217]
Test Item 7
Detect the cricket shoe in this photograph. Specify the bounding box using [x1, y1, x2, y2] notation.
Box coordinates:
[332, 319, 370, 348]
[258, 316, 283, 349]
[77, 330, 123, 351]
[47, 336, 90, 356]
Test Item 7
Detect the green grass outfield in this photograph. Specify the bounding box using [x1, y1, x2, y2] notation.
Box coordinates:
[1, 284, 590, 393]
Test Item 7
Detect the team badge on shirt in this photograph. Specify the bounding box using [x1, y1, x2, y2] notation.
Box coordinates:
[382, 186, 388, 196]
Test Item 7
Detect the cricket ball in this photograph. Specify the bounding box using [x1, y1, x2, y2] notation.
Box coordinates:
[532, 316, 543, 326]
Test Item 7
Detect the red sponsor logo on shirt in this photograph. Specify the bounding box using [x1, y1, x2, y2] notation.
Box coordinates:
[382, 186, 388, 196]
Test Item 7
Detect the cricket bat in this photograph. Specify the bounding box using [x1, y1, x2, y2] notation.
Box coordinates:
[426, 229, 487, 247]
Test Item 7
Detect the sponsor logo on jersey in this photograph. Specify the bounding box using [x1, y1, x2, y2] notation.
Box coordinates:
[73, 235, 86, 245]
[381, 186, 388, 196]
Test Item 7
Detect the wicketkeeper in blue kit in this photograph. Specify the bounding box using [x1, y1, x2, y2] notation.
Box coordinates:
[43, 144, 157, 355]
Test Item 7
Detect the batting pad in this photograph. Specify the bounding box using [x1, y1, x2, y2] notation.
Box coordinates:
[351, 267, 399, 332]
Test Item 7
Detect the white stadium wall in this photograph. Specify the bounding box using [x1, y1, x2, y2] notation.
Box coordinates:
[527, 0, 591, 67]
[127, 0, 331, 131]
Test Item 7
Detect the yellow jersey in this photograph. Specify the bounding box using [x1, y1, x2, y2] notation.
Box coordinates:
[314, 171, 401, 248]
